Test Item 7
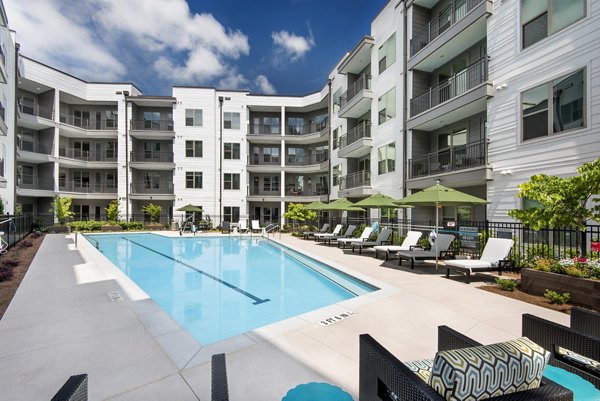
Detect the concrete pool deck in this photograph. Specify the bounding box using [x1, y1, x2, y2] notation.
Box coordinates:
[0, 232, 570, 400]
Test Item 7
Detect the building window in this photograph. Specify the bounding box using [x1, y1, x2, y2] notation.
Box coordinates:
[263, 147, 280, 163]
[223, 206, 240, 223]
[20, 97, 34, 115]
[378, 33, 396, 74]
[224, 173, 240, 190]
[185, 109, 203, 126]
[105, 111, 118, 128]
[378, 87, 396, 124]
[522, 69, 584, 141]
[333, 165, 341, 186]
[287, 117, 304, 135]
[522, 0, 585, 49]
[264, 176, 279, 192]
[185, 140, 203, 157]
[332, 127, 340, 150]
[223, 112, 240, 129]
[143, 111, 161, 129]
[186, 172, 203, 189]
[378, 143, 396, 175]
[224, 143, 240, 159]
[144, 172, 160, 189]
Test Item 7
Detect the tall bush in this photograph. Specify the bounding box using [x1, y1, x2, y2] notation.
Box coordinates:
[105, 200, 120, 222]
[142, 203, 162, 223]
[50, 196, 75, 224]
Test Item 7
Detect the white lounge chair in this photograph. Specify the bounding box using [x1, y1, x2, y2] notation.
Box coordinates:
[396, 233, 456, 269]
[303, 223, 330, 240]
[238, 220, 248, 233]
[373, 231, 423, 260]
[316, 225, 356, 245]
[337, 227, 373, 249]
[445, 238, 515, 283]
[251, 220, 261, 233]
[314, 224, 342, 241]
[351, 228, 393, 254]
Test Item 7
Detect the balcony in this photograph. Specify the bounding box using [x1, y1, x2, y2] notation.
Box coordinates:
[130, 182, 175, 200]
[130, 120, 175, 139]
[407, 139, 491, 190]
[338, 170, 372, 198]
[339, 75, 373, 119]
[17, 142, 54, 164]
[409, 0, 491, 72]
[16, 178, 55, 196]
[130, 151, 175, 170]
[408, 57, 492, 131]
[285, 154, 328, 174]
[18, 104, 55, 130]
[59, 182, 118, 195]
[59, 147, 117, 162]
[338, 122, 372, 159]
[59, 114, 118, 137]
[248, 124, 280, 136]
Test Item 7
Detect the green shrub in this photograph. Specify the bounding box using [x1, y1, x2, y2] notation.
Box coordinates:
[495, 278, 518, 291]
[118, 221, 144, 231]
[353, 224, 367, 238]
[105, 200, 120, 221]
[142, 203, 162, 223]
[564, 265, 583, 278]
[50, 196, 75, 224]
[544, 290, 570, 305]
[69, 220, 103, 232]
[417, 237, 431, 250]
[526, 244, 552, 262]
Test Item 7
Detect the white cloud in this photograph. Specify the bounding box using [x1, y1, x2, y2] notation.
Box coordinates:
[6, 0, 126, 81]
[255, 75, 276, 94]
[218, 71, 249, 91]
[6, 0, 251, 88]
[271, 29, 315, 62]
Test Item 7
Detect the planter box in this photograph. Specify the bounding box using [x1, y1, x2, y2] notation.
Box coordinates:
[101, 225, 121, 232]
[48, 225, 71, 234]
[144, 223, 164, 231]
[521, 268, 600, 309]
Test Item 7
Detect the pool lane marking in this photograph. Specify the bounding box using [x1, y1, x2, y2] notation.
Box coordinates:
[121, 237, 270, 305]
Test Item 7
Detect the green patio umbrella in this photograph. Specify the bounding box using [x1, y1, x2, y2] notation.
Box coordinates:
[325, 198, 365, 212]
[395, 183, 489, 269]
[354, 193, 411, 224]
[176, 204, 203, 212]
[302, 201, 328, 211]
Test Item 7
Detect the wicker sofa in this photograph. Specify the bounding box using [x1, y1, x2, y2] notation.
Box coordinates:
[522, 310, 600, 389]
[359, 325, 573, 401]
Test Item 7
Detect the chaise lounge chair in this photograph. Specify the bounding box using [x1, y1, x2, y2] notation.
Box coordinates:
[302, 223, 330, 240]
[251, 220, 261, 233]
[351, 228, 392, 254]
[337, 227, 373, 249]
[221, 221, 231, 234]
[360, 326, 572, 401]
[373, 230, 423, 260]
[396, 233, 455, 269]
[444, 237, 515, 283]
[237, 220, 248, 233]
[313, 224, 343, 242]
[317, 225, 357, 245]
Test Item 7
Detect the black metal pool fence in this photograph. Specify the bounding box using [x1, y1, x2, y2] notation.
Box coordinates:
[0, 214, 34, 251]
[330, 217, 600, 266]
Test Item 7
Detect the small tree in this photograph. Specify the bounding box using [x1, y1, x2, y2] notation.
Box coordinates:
[142, 203, 162, 223]
[105, 200, 121, 222]
[50, 196, 75, 225]
[508, 158, 600, 254]
[283, 203, 317, 228]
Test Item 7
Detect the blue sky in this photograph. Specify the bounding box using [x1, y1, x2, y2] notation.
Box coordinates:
[7, 0, 389, 96]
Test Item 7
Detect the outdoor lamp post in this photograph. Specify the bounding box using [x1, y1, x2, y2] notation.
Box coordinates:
[218, 96, 231, 225]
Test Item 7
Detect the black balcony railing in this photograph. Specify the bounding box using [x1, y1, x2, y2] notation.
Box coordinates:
[286, 121, 328, 136]
[410, 0, 485, 56]
[130, 182, 174, 194]
[249, 188, 281, 196]
[248, 155, 281, 166]
[286, 153, 329, 166]
[59, 114, 118, 130]
[339, 170, 371, 190]
[339, 122, 371, 149]
[19, 104, 54, 120]
[130, 151, 174, 163]
[59, 182, 118, 193]
[130, 120, 174, 131]
[340, 75, 371, 109]
[408, 139, 486, 179]
[285, 185, 328, 197]
[17, 177, 55, 190]
[247, 124, 281, 135]
[17, 141, 53, 155]
[410, 57, 488, 117]
[59, 147, 117, 162]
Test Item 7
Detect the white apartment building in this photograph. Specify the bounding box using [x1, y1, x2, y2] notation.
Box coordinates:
[3, 0, 600, 226]
[0, 1, 16, 214]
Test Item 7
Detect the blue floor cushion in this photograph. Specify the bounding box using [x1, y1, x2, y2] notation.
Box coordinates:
[544, 365, 600, 401]
[282, 382, 354, 401]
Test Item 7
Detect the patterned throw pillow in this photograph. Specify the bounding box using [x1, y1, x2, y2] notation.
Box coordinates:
[428, 337, 550, 401]
[556, 346, 600, 374]
[403, 358, 434, 383]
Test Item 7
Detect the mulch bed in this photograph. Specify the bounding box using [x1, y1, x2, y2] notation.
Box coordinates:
[0, 233, 46, 319]
[479, 285, 572, 314]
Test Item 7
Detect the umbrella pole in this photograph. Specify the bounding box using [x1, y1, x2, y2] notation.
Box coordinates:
[435, 201, 439, 271]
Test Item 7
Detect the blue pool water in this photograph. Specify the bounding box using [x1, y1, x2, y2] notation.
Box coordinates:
[87, 233, 377, 344]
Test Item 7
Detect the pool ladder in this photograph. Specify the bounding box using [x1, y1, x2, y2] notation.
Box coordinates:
[263, 223, 281, 241]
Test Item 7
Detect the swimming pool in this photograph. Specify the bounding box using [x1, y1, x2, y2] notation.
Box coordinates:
[86, 233, 377, 344]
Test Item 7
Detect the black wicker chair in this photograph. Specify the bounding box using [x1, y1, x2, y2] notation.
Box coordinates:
[212, 353, 229, 401]
[51, 374, 88, 401]
[359, 326, 573, 401]
[522, 313, 600, 389]
[570, 307, 600, 338]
